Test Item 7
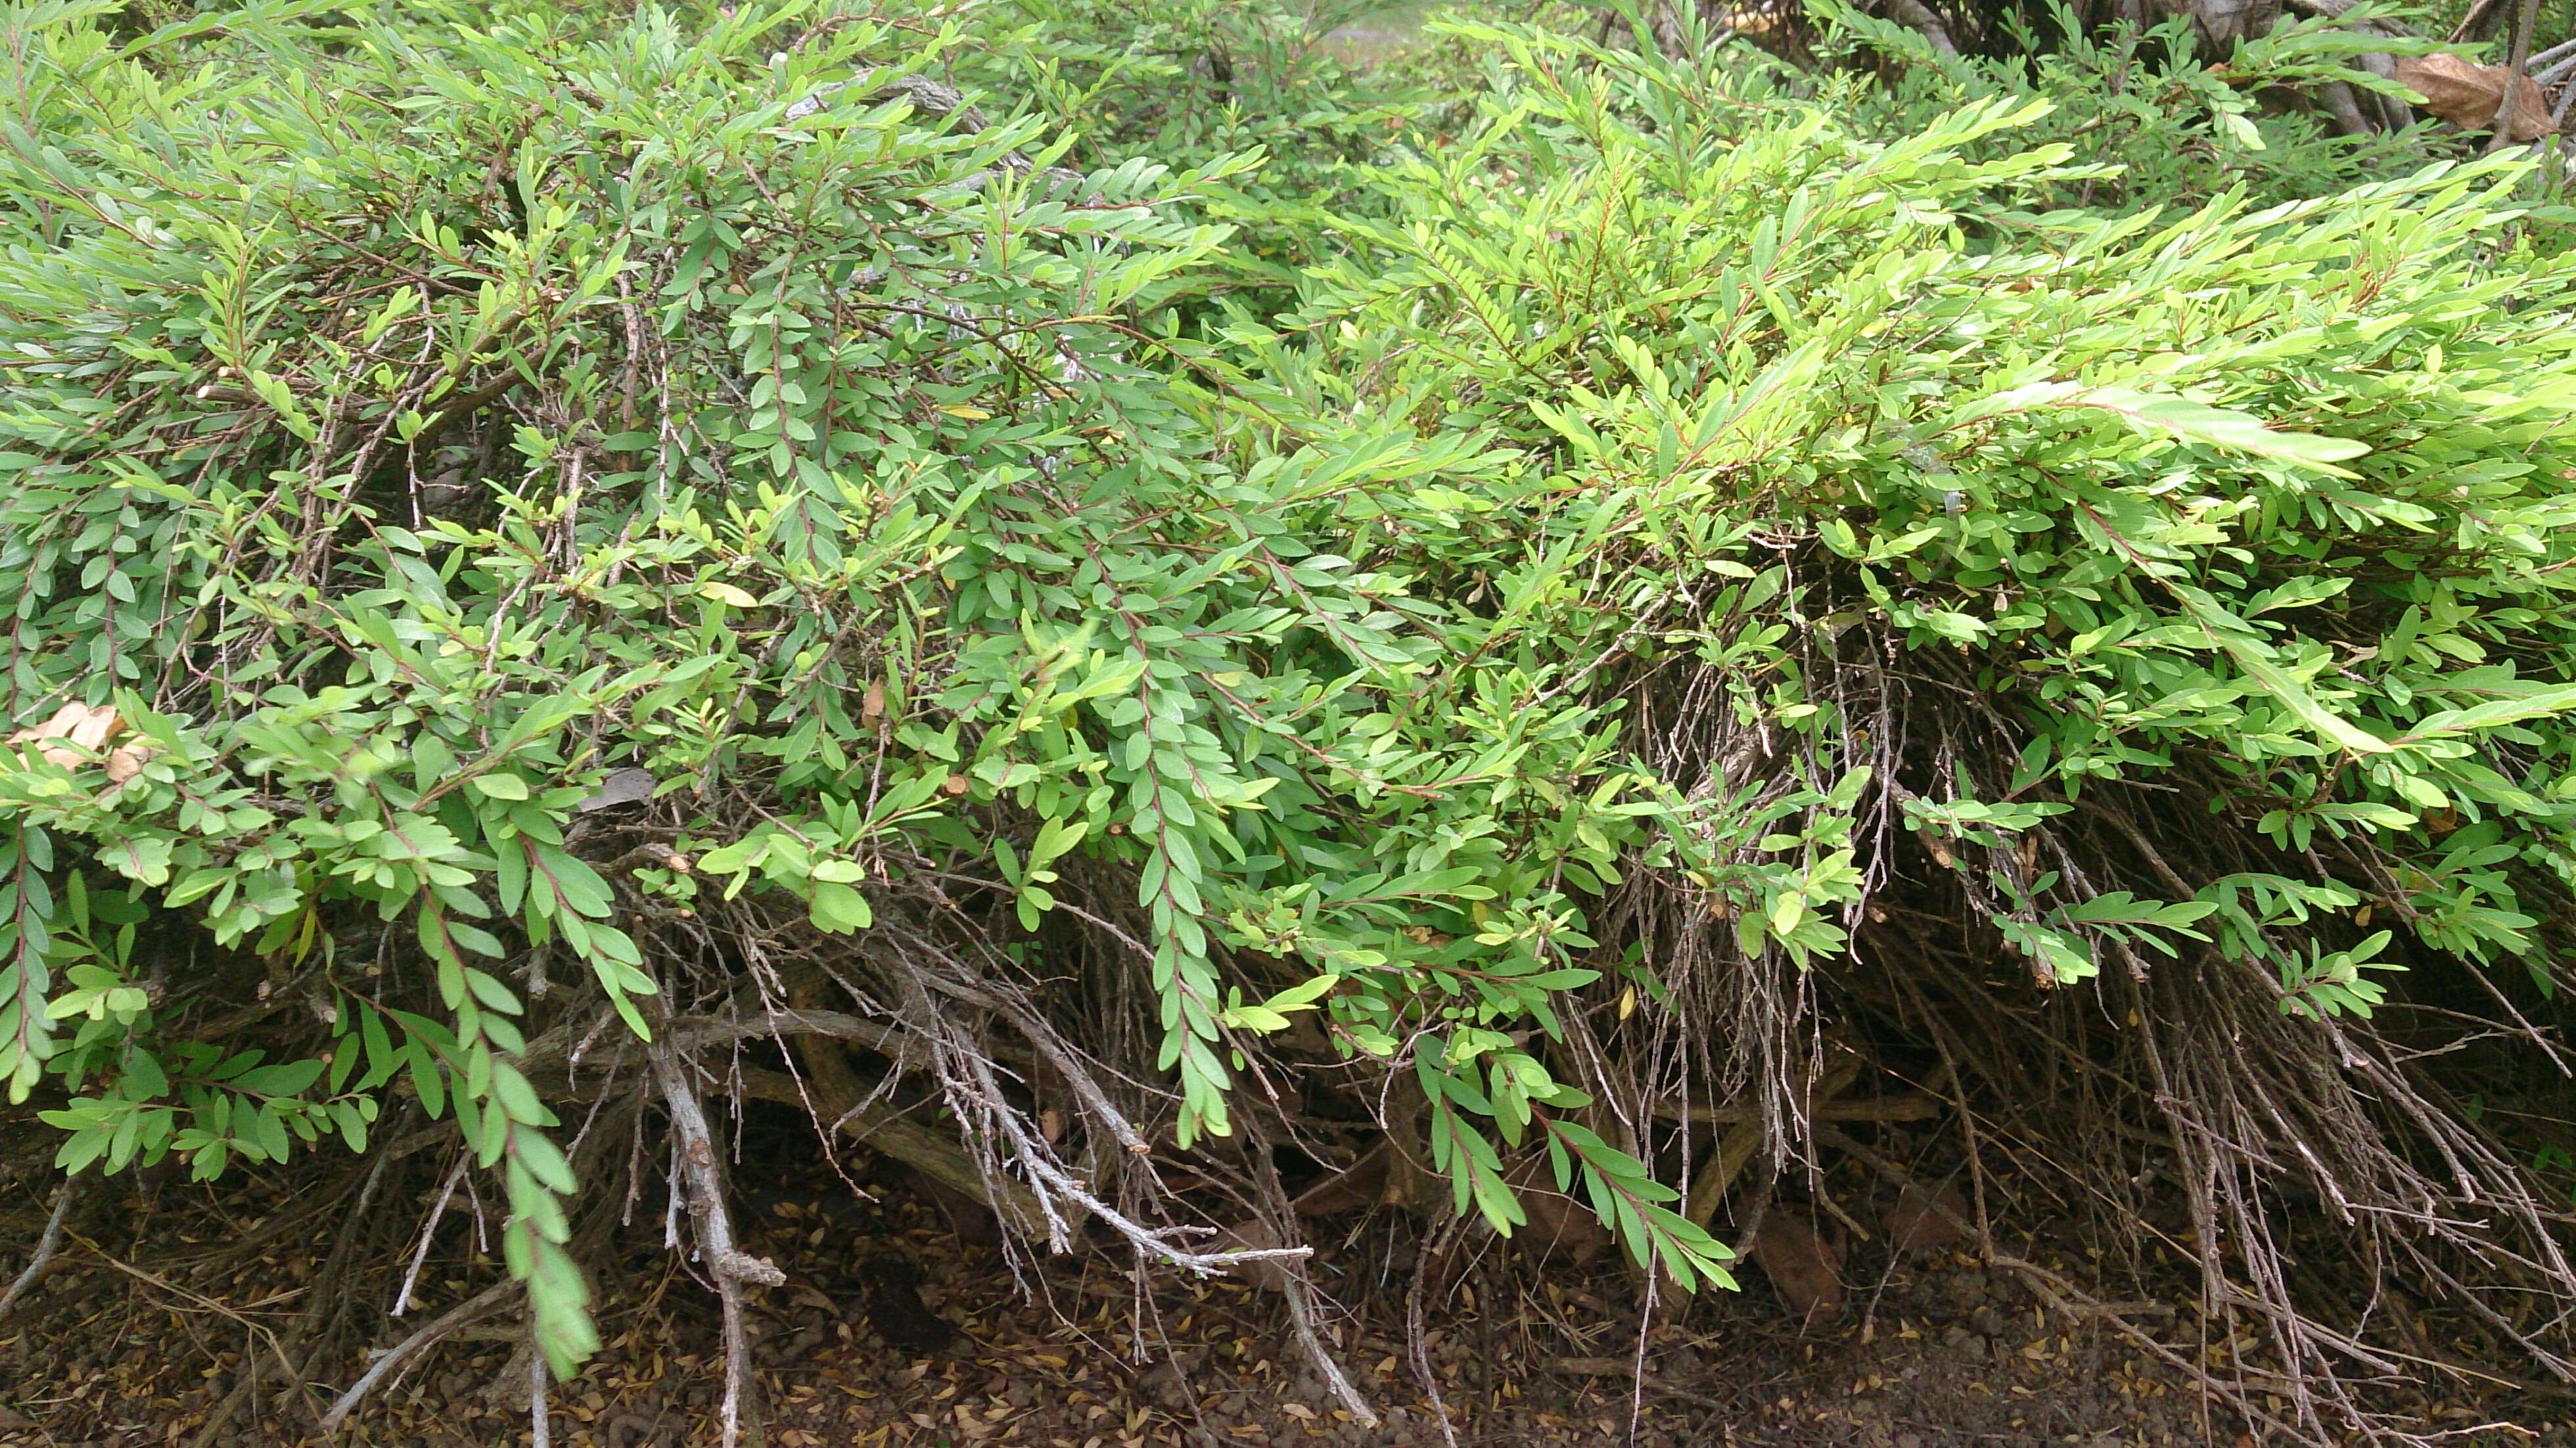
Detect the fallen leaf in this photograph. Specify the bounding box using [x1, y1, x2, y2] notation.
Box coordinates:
[66, 704, 118, 751]
[2395, 54, 2556, 143]
[9, 702, 123, 768]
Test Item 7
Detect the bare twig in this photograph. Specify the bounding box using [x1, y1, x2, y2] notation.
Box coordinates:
[2486, 0, 2544, 151]
[1407, 1215, 1465, 1448]
[394, 1157, 467, 1317]
[317, 1279, 517, 1436]
[1683, 1055, 1863, 1231]
[0, 1176, 76, 1323]
[529, 1334, 552, 1448]
[1243, 1114, 1379, 1429]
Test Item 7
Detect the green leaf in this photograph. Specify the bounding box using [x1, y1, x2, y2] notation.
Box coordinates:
[809, 882, 874, 933]
[2061, 387, 2369, 471]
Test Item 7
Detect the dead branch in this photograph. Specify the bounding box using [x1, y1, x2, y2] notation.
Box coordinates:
[2486, 0, 2544, 151]
[317, 1278, 517, 1436]
[0, 1175, 76, 1323]
[649, 1037, 784, 1448]
[1881, 0, 1961, 53]
[1657, 1093, 1941, 1125]
[736, 1063, 1044, 1223]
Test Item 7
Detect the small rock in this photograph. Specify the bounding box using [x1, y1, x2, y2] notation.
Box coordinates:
[1751, 1213, 1844, 1320]
[859, 1257, 956, 1353]
[1136, 1347, 1208, 1409]
[1883, 1182, 1971, 1254]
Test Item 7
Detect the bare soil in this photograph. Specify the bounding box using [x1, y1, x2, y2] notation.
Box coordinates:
[6, 1123, 2567, 1448]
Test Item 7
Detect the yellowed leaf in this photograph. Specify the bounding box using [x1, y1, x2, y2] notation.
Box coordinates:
[699, 581, 760, 608]
[934, 403, 992, 421]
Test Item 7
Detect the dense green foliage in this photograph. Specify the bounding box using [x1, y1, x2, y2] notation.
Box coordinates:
[1822, 0, 2441, 210]
[4, 0, 2574, 1405]
[1257, 10, 2576, 1007]
[0, 0, 1732, 1373]
[948, 0, 1428, 281]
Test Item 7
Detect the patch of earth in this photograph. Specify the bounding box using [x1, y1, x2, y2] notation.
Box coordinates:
[1, 1142, 2568, 1447]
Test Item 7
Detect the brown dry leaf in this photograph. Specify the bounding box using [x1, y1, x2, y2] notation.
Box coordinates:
[103, 744, 153, 783]
[8, 702, 123, 768]
[66, 704, 118, 751]
[2395, 54, 2556, 143]
[862, 679, 886, 725]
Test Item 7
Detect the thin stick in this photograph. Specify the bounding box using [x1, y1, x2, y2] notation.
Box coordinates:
[529, 1336, 552, 1448]
[1657, 1093, 1941, 1125]
[317, 1279, 516, 1436]
[394, 1157, 466, 1316]
[1406, 1216, 1463, 1448]
[2485, 0, 2543, 151]
[1242, 1113, 1379, 1429]
[0, 1177, 76, 1322]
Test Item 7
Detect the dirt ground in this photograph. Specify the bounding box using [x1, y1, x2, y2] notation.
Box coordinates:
[6, 1123, 2569, 1448]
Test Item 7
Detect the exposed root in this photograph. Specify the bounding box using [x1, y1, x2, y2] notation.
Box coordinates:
[1580, 602, 2576, 1445]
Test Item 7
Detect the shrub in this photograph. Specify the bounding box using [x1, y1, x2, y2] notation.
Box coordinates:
[929, 0, 1438, 296]
[1815, 0, 2443, 213]
[7, 0, 2576, 1436]
[1240, 10, 2576, 1427]
[0, 0, 1722, 1408]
